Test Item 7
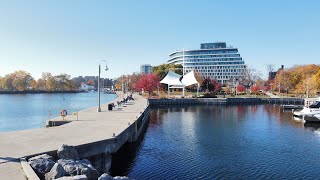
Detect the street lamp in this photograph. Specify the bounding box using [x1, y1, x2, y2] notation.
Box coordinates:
[97, 60, 109, 112]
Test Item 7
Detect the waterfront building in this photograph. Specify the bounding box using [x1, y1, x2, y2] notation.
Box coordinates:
[268, 65, 284, 80]
[166, 42, 246, 85]
[79, 82, 95, 91]
[140, 64, 152, 74]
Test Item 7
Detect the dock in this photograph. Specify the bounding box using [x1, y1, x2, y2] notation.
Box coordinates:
[0, 93, 149, 179]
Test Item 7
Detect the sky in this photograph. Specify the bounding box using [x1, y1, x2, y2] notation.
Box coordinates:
[0, 0, 319, 80]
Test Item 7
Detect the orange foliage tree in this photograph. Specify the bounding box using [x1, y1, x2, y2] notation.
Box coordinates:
[274, 64, 320, 96]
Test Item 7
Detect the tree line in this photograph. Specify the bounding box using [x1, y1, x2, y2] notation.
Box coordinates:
[0, 70, 78, 92]
[271, 64, 320, 96]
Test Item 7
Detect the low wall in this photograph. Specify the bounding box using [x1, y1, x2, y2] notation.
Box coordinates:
[149, 98, 304, 106]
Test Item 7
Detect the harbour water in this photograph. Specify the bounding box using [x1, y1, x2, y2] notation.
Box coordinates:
[0, 92, 117, 132]
[111, 105, 320, 179]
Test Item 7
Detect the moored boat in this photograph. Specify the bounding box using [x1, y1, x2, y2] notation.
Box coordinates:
[293, 98, 320, 118]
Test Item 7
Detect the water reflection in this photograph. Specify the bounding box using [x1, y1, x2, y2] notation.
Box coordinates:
[113, 105, 320, 179]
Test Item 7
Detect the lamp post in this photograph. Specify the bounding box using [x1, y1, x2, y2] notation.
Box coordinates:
[97, 60, 109, 112]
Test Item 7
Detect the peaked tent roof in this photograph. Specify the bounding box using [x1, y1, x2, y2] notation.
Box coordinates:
[160, 70, 184, 86]
[181, 70, 199, 87]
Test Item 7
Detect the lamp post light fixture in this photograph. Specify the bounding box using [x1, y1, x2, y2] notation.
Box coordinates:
[97, 60, 109, 112]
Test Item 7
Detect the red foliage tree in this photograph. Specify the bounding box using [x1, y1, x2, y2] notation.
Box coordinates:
[135, 73, 161, 97]
[262, 86, 270, 91]
[201, 77, 222, 93]
[237, 84, 245, 92]
[251, 85, 260, 93]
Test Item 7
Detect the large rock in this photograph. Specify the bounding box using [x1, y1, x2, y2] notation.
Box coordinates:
[55, 175, 88, 180]
[57, 144, 80, 160]
[45, 163, 66, 180]
[29, 155, 55, 178]
[58, 159, 99, 180]
[29, 154, 54, 161]
[113, 177, 131, 180]
[98, 173, 114, 180]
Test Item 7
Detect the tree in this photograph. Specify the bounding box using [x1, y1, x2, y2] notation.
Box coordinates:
[1, 73, 16, 91]
[266, 64, 275, 80]
[135, 73, 161, 97]
[243, 66, 261, 86]
[12, 70, 34, 91]
[314, 69, 320, 91]
[40, 72, 55, 91]
[273, 64, 320, 96]
[251, 84, 260, 93]
[237, 85, 246, 92]
[152, 64, 183, 80]
[201, 77, 222, 93]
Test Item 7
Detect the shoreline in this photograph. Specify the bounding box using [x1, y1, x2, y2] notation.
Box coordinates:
[0, 90, 80, 94]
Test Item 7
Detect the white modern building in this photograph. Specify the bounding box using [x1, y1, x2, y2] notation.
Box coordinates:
[140, 64, 152, 74]
[166, 42, 246, 85]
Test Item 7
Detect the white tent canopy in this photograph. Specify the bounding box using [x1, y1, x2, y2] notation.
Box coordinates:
[181, 70, 199, 87]
[160, 70, 200, 97]
[160, 70, 184, 86]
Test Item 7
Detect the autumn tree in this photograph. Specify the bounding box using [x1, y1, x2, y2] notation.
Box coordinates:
[274, 64, 320, 96]
[237, 84, 246, 92]
[201, 77, 222, 93]
[12, 70, 34, 91]
[314, 69, 320, 91]
[1, 73, 15, 91]
[251, 84, 260, 93]
[135, 73, 161, 97]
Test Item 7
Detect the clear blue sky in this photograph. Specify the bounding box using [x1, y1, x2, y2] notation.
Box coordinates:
[0, 0, 319, 79]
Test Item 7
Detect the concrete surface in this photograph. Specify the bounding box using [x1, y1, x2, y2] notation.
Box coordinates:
[0, 93, 148, 180]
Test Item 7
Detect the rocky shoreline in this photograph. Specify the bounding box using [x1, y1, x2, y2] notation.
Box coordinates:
[28, 144, 131, 180]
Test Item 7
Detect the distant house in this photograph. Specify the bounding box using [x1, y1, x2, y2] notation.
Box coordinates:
[269, 65, 284, 80]
[79, 83, 95, 91]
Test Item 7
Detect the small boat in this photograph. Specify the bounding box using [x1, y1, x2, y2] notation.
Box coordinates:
[293, 98, 320, 118]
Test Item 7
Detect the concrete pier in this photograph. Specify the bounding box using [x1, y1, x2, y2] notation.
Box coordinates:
[0, 93, 149, 179]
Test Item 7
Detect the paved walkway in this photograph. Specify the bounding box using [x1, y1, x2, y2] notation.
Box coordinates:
[265, 91, 280, 98]
[0, 94, 148, 179]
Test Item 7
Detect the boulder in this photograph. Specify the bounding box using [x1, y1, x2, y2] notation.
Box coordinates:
[29, 157, 55, 178]
[57, 144, 80, 160]
[58, 159, 99, 180]
[29, 154, 54, 161]
[55, 175, 88, 180]
[113, 177, 131, 180]
[98, 173, 114, 180]
[45, 163, 66, 180]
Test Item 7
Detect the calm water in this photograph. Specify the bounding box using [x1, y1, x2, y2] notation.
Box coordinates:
[111, 105, 320, 179]
[0, 92, 117, 132]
